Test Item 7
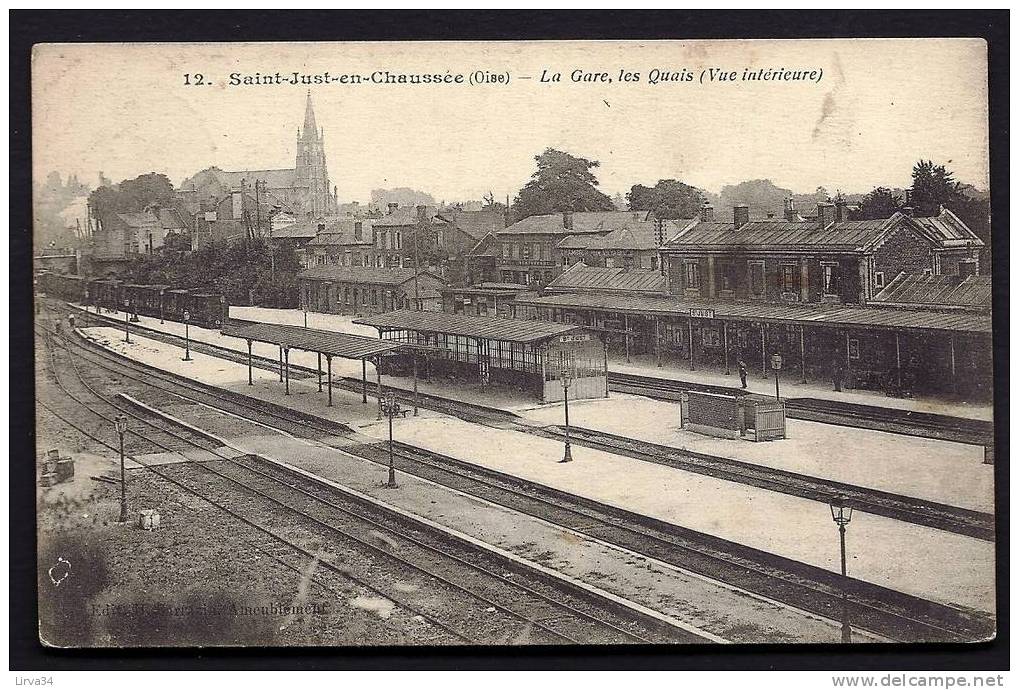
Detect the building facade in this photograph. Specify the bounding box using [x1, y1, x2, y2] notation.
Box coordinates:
[177, 92, 338, 223]
[299, 265, 447, 315]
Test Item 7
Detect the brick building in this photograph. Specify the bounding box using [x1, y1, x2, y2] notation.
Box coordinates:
[299, 265, 447, 315]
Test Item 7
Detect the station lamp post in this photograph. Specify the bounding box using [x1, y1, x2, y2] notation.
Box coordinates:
[114, 414, 129, 523]
[771, 353, 783, 400]
[560, 366, 573, 463]
[304, 308, 309, 329]
[829, 495, 854, 643]
[182, 310, 192, 361]
[123, 300, 132, 343]
[380, 392, 401, 488]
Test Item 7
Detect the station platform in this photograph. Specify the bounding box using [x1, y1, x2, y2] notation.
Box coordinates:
[78, 325, 995, 617]
[74, 328, 870, 643]
[230, 306, 994, 422]
[609, 354, 994, 422]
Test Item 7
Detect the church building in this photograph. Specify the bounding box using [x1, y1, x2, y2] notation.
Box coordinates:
[177, 92, 338, 225]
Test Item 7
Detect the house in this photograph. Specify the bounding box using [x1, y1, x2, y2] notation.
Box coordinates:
[302, 217, 375, 268]
[659, 202, 953, 305]
[555, 218, 680, 271]
[368, 204, 487, 284]
[440, 284, 536, 318]
[488, 210, 653, 287]
[94, 206, 187, 259]
[298, 265, 447, 315]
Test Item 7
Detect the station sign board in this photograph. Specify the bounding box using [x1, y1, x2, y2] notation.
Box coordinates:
[559, 334, 591, 343]
[689, 308, 716, 319]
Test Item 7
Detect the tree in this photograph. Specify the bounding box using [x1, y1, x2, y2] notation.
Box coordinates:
[626, 184, 655, 211]
[910, 160, 962, 216]
[851, 187, 903, 220]
[649, 179, 705, 220]
[511, 148, 615, 219]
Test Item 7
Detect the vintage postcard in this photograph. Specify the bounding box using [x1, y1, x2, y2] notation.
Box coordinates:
[32, 38, 995, 649]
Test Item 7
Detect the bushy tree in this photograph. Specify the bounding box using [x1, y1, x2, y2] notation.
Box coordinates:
[511, 148, 615, 219]
[851, 187, 903, 220]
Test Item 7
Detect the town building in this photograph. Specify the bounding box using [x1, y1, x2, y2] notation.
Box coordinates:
[177, 92, 338, 222]
[91, 205, 188, 263]
[487, 210, 653, 287]
[555, 218, 677, 271]
[299, 265, 447, 315]
[302, 217, 375, 268]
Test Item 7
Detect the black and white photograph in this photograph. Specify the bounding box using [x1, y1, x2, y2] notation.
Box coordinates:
[16, 16, 1006, 672]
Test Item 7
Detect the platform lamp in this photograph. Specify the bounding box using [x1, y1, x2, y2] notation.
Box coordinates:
[829, 494, 854, 643]
[560, 366, 573, 463]
[123, 299, 132, 343]
[380, 392, 401, 488]
[771, 352, 783, 400]
[114, 414, 129, 523]
[182, 310, 192, 361]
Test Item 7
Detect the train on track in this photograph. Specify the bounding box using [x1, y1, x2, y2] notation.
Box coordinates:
[36, 272, 228, 329]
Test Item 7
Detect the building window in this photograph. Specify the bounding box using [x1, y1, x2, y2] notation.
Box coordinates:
[748, 261, 765, 297]
[395, 231, 402, 249]
[717, 262, 736, 292]
[684, 260, 701, 289]
[344, 287, 351, 305]
[378, 230, 387, 249]
[605, 257, 616, 268]
[502, 243, 511, 258]
[821, 262, 841, 296]
[874, 271, 886, 288]
[316, 255, 325, 266]
[848, 338, 860, 360]
[779, 263, 799, 293]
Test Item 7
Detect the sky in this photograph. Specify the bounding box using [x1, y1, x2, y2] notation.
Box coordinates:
[32, 39, 990, 203]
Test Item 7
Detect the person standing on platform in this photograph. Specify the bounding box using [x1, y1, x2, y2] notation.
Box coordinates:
[737, 357, 748, 389]
[833, 362, 844, 392]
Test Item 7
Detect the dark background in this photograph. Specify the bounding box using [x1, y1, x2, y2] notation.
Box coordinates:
[10, 9, 1010, 671]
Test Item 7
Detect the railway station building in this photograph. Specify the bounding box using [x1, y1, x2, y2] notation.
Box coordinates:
[353, 309, 608, 402]
[298, 266, 447, 315]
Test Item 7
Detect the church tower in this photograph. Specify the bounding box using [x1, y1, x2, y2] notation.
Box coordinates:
[294, 92, 336, 217]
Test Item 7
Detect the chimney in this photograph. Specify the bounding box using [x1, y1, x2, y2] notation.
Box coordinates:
[733, 205, 749, 229]
[834, 196, 849, 222]
[416, 204, 428, 221]
[766, 213, 775, 219]
[562, 210, 574, 230]
[817, 202, 836, 228]
[901, 206, 915, 217]
[700, 204, 715, 222]
[387, 202, 398, 215]
[783, 198, 797, 221]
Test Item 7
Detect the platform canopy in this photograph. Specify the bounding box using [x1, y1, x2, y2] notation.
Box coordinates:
[513, 293, 992, 335]
[222, 321, 410, 359]
[354, 309, 588, 343]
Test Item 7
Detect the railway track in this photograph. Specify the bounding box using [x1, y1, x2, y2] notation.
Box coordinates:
[39, 321, 996, 643]
[536, 425, 994, 541]
[608, 371, 994, 448]
[37, 325, 700, 645]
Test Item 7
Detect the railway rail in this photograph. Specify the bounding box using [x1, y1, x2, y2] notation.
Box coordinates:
[37, 319, 996, 643]
[37, 324, 700, 645]
[608, 371, 994, 448]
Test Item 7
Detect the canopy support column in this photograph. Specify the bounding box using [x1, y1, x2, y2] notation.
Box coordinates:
[246, 339, 253, 386]
[362, 358, 368, 403]
[723, 322, 730, 375]
[761, 323, 768, 378]
[800, 325, 807, 384]
[688, 318, 695, 371]
[326, 355, 333, 407]
[895, 332, 902, 390]
[624, 314, 631, 363]
[412, 350, 419, 416]
[284, 348, 290, 395]
[278, 345, 284, 382]
[950, 335, 957, 379]
[376, 357, 383, 419]
[317, 352, 322, 392]
[655, 317, 662, 368]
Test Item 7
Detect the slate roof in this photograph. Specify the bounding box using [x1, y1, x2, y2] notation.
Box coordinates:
[440, 209, 507, 240]
[546, 263, 667, 294]
[305, 217, 375, 246]
[354, 309, 588, 343]
[872, 273, 992, 310]
[298, 266, 445, 286]
[664, 213, 918, 252]
[512, 292, 991, 334]
[911, 208, 985, 247]
[557, 222, 660, 252]
[373, 206, 444, 227]
[221, 321, 409, 360]
[498, 210, 651, 236]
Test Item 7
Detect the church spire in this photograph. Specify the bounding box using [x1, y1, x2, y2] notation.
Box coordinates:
[302, 90, 318, 140]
